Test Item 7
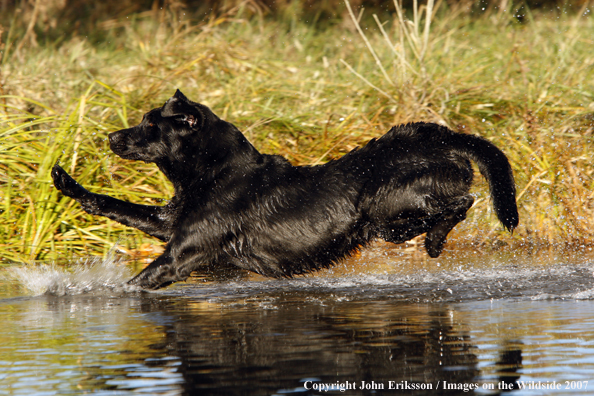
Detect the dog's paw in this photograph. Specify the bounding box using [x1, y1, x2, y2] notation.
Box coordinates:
[424, 234, 445, 258]
[127, 263, 190, 290]
[52, 164, 106, 215]
[127, 272, 174, 290]
[51, 163, 88, 199]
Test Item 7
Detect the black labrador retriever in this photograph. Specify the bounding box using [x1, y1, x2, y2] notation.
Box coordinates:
[52, 90, 519, 289]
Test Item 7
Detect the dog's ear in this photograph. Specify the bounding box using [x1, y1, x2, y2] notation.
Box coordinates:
[161, 90, 204, 130]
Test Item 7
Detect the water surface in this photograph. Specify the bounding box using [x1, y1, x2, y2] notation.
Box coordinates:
[1, 245, 594, 395]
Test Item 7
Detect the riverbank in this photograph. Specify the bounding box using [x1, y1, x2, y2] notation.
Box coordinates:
[1, 2, 593, 262]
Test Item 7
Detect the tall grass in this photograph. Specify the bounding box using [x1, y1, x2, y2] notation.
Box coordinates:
[1, 4, 594, 264]
[341, 0, 594, 246]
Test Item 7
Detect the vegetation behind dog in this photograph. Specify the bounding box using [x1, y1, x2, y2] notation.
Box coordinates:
[1, 1, 593, 263]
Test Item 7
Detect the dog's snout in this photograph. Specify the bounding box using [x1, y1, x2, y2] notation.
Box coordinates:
[108, 130, 128, 149]
[108, 131, 121, 145]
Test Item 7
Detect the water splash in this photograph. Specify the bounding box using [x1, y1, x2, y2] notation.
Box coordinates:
[167, 261, 594, 304]
[6, 247, 594, 302]
[7, 255, 138, 296]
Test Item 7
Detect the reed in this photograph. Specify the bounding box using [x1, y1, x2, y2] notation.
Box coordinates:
[1, 3, 593, 264]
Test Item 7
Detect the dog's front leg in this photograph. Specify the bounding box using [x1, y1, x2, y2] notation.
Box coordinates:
[127, 249, 194, 290]
[52, 163, 173, 241]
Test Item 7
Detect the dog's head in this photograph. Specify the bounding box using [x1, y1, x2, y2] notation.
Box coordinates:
[108, 90, 220, 165]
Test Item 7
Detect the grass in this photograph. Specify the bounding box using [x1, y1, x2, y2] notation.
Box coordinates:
[1, 2, 594, 264]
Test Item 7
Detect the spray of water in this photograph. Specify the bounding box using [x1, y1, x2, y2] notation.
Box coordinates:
[6, 247, 594, 301]
[167, 260, 594, 303]
[7, 253, 139, 296]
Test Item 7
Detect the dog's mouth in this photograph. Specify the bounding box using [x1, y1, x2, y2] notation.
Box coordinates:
[110, 144, 152, 163]
[109, 142, 126, 154]
[108, 140, 138, 160]
[109, 143, 133, 158]
[113, 149, 142, 161]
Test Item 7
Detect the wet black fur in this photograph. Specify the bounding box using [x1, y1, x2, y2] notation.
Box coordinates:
[52, 90, 519, 289]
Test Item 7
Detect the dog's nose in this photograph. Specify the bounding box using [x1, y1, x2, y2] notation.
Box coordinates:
[108, 130, 128, 152]
[108, 131, 122, 145]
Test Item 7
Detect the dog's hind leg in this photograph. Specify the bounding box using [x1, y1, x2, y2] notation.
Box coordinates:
[381, 216, 438, 245]
[424, 195, 474, 258]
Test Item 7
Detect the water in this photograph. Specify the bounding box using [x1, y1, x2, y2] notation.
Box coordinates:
[2, 244, 594, 395]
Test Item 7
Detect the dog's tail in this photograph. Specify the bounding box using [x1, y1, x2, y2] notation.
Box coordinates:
[449, 131, 519, 232]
